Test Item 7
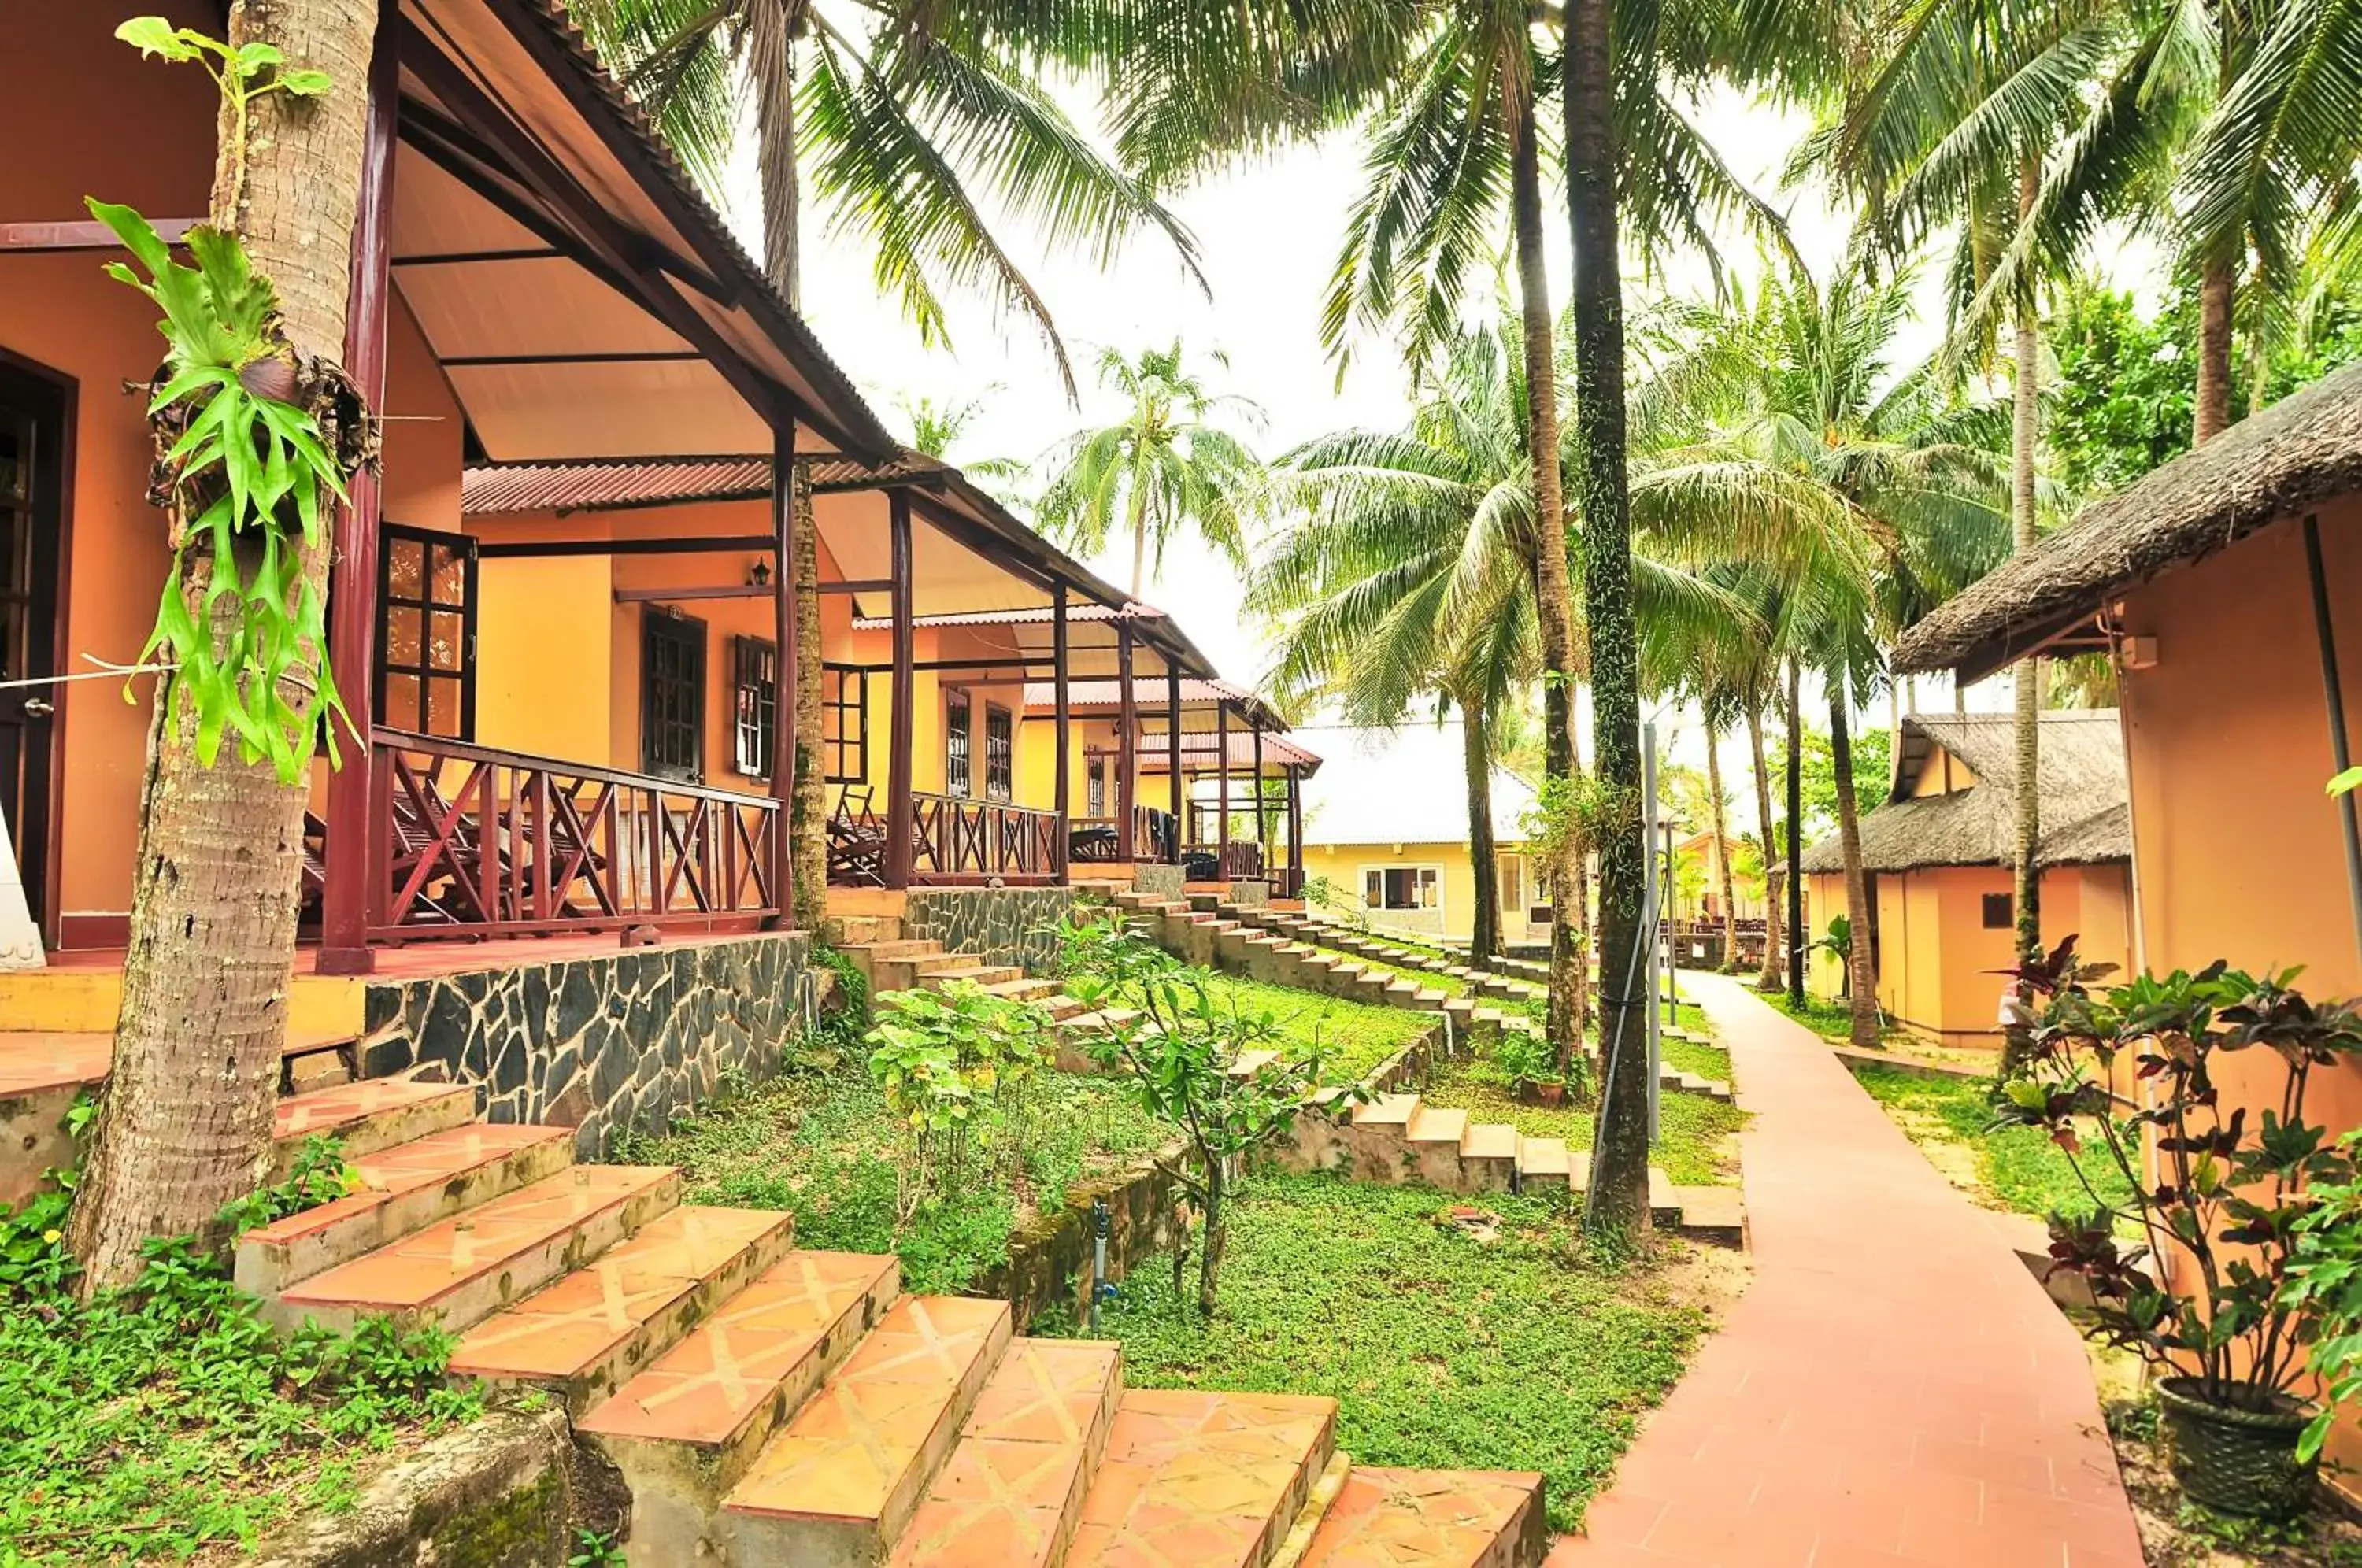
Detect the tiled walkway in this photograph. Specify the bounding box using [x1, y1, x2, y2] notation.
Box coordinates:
[1548, 974, 2143, 1567]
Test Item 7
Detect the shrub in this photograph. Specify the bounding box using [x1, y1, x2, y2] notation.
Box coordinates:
[864, 981, 1053, 1222]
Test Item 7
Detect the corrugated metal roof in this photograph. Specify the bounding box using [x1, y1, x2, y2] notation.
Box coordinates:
[462, 457, 771, 515]
[853, 604, 1167, 631]
[1119, 730, 1324, 771]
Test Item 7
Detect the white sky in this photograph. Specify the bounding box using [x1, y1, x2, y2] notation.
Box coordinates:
[721, 72, 2153, 833]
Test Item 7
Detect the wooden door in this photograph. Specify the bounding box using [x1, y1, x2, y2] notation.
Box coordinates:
[0, 361, 64, 928]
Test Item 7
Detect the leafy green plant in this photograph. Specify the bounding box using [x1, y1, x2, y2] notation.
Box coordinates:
[570, 1529, 629, 1568]
[1067, 926, 1349, 1316]
[1994, 941, 2362, 1425]
[864, 981, 1052, 1222]
[95, 20, 360, 778]
[1494, 1030, 1562, 1093]
[214, 1133, 361, 1240]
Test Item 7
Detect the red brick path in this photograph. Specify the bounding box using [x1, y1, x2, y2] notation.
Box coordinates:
[1546, 974, 2144, 1567]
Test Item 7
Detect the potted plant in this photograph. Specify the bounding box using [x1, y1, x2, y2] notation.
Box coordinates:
[1496, 1031, 1567, 1107]
[1992, 939, 2362, 1519]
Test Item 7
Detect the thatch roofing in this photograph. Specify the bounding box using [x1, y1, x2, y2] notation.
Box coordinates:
[1891, 361, 2362, 681]
[1800, 711, 2129, 875]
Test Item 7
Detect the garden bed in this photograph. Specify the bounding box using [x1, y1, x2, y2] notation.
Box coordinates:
[1050, 1170, 1742, 1537]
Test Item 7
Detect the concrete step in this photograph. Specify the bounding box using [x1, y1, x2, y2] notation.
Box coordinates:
[876, 952, 980, 990]
[267, 1163, 682, 1334]
[268, 1076, 477, 1180]
[1460, 1123, 1520, 1194]
[1405, 1104, 1471, 1186]
[1227, 1048, 1279, 1079]
[1298, 1466, 1548, 1568]
[235, 1122, 577, 1298]
[979, 977, 1061, 1004]
[887, 1337, 1124, 1568]
[1068, 1390, 1339, 1568]
[1513, 1136, 1571, 1192]
[917, 964, 1025, 990]
[831, 915, 903, 946]
[446, 1204, 796, 1413]
[580, 1249, 903, 1559]
[838, 939, 947, 980]
[721, 1295, 1016, 1566]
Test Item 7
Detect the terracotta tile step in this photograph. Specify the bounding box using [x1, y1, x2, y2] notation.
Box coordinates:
[839, 940, 946, 971]
[447, 1204, 797, 1412]
[579, 1249, 901, 1554]
[1298, 1466, 1547, 1568]
[267, 1163, 681, 1334]
[888, 1337, 1124, 1568]
[979, 977, 1061, 1004]
[1068, 1389, 1340, 1568]
[0, 1023, 361, 1098]
[268, 1076, 477, 1180]
[721, 1295, 1016, 1567]
[919, 964, 1026, 989]
[235, 1121, 576, 1297]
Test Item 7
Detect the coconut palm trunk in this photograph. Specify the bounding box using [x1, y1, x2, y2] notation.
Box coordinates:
[790, 472, 827, 926]
[2008, 160, 2042, 972]
[68, 0, 379, 1290]
[1705, 723, 1739, 970]
[1747, 700, 1783, 991]
[1829, 685, 1879, 1046]
[2194, 253, 2236, 444]
[1461, 693, 1502, 965]
[1507, 65, 1587, 1057]
[1564, 0, 1650, 1235]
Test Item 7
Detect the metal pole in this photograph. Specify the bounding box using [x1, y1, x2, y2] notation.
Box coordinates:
[2305, 514, 2362, 967]
[1642, 722, 1661, 1145]
[1786, 659, 1806, 1006]
[1052, 582, 1071, 884]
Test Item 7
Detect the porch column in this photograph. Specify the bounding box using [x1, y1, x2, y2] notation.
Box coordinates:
[768, 421, 796, 925]
[1287, 765, 1304, 889]
[1168, 668, 1183, 862]
[317, 18, 399, 978]
[1252, 721, 1268, 867]
[1216, 700, 1231, 862]
[1115, 627, 1137, 849]
[1052, 582, 1070, 883]
[885, 492, 914, 889]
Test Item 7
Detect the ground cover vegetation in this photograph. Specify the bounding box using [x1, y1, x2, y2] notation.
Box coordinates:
[1414, 1045, 1744, 1186]
[1050, 1171, 1723, 1536]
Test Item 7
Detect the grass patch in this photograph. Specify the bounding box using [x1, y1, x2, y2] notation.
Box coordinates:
[0, 1248, 479, 1565]
[1849, 1063, 2134, 1223]
[614, 1062, 1171, 1296]
[1053, 1172, 1721, 1536]
[1189, 970, 1434, 1086]
[1414, 1050, 1745, 1186]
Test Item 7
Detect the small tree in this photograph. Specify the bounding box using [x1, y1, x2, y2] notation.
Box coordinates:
[864, 982, 1050, 1224]
[1060, 915, 1330, 1315]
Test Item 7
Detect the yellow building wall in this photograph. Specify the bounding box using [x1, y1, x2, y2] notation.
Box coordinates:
[1298, 840, 1540, 941]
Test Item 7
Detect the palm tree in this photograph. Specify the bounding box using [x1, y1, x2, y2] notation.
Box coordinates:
[895, 390, 1027, 500]
[1663, 263, 2012, 1048]
[578, 0, 1204, 928]
[69, 0, 381, 1288]
[1036, 344, 1264, 600]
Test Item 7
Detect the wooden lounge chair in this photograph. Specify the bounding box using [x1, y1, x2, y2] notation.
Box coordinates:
[827, 786, 887, 887]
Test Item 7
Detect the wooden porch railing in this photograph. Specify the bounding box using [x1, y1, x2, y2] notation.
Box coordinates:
[1069, 804, 1173, 864]
[909, 791, 1063, 882]
[367, 729, 779, 941]
[1216, 841, 1266, 881]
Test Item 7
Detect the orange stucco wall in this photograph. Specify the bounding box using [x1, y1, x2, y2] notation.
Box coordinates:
[1806, 860, 2133, 1048]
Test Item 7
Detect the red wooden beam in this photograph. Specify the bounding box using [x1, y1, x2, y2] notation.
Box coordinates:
[885, 493, 915, 889]
[770, 421, 796, 927]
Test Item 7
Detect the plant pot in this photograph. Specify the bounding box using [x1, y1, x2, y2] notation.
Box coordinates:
[1520, 1080, 1567, 1108]
[2154, 1377, 2319, 1520]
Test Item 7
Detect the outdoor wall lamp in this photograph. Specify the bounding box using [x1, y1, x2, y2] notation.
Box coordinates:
[748, 559, 772, 589]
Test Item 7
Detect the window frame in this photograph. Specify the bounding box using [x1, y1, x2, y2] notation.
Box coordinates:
[1361, 864, 1442, 912]
[983, 701, 1014, 803]
[375, 523, 479, 740]
[730, 634, 777, 781]
[945, 690, 972, 797]
[823, 664, 868, 784]
[1981, 891, 2013, 930]
[1087, 755, 1107, 817]
[640, 609, 707, 782]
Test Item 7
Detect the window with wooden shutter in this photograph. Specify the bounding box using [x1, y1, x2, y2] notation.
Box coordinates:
[946, 690, 972, 796]
[376, 525, 477, 738]
[824, 664, 868, 782]
[642, 611, 705, 781]
[731, 635, 776, 780]
[984, 703, 1013, 801]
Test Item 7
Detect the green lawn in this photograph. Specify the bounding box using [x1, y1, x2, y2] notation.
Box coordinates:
[1848, 1062, 2134, 1224]
[613, 1061, 1172, 1296]
[1498, 997, 1734, 1085]
[1188, 969, 1436, 1085]
[1414, 1049, 1745, 1186]
[1052, 1173, 1717, 1536]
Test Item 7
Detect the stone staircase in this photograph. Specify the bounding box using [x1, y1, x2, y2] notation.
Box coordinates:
[831, 914, 1139, 1069]
[1283, 1085, 1745, 1243]
[1107, 894, 1734, 1106]
[87, 1053, 1560, 1568]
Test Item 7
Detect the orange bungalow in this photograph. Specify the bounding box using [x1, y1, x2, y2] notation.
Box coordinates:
[0, 0, 1289, 1147]
[1798, 710, 2134, 1049]
[1894, 359, 2362, 1478]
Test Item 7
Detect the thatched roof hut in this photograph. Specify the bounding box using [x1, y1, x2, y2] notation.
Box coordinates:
[1892, 361, 2362, 680]
[1800, 711, 2128, 875]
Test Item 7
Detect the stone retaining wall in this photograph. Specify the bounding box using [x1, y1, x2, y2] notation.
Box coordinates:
[360, 932, 819, 1156]
[902, 886, 1081, 974]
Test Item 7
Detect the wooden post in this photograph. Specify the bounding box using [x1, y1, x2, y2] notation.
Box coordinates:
[1167, 668, 1183, 862]
[1052, 582, 1071, 883]
[1288, 764, 1304, 891]
[1253, 721, 1268, 867]
[1216, 700, 1232, 868]
[1116, 627, 1137, 851]
[886, 492, 914, 889]
[317, 19, 398, 978]
[768, 421, 796, 924]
